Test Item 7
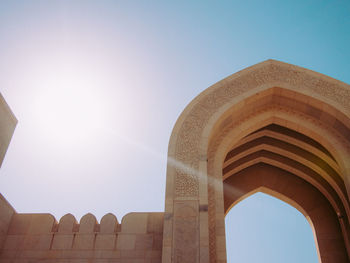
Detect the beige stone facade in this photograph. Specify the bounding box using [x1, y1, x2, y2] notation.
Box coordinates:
[0, 212, 163, 262]
[0, 60, 349, 262]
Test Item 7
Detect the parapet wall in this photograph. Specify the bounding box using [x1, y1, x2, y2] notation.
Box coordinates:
[0, 194, 16, 250]
[0, 211, 163, 263]
[0, 93, 17, 169]
[0, 93, 164, 262]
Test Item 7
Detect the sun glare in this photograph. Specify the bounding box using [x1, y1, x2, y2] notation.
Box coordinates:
[30, 55, 112, 149]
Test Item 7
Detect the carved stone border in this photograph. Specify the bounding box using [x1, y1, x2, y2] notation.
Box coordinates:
[163, 60, 350, 263]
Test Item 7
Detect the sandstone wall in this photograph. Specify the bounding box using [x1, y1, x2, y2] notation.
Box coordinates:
[0, 93, 17, 169]
[0, 93, 164, 263]
[0, 211, 163, 263]
[0, 194, 16, 250]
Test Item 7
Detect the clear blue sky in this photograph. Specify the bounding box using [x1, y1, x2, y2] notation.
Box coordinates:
[0, 1, 349, 262]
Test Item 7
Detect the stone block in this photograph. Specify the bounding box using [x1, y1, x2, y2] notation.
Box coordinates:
[79, 214, 97, 233]
[161, 217, 172, 241]
[120, 259, 145, 263]
[145, 250, 162, 259]
[7, 214, 31, 235]
[135, 234, 153, 250]
[146, 213, 163, 234]
[61, 249, 93, 258]
[100, 214, 118, 233]
[121, 213, 148, 234]
[200, 246, 209, 263]
[116, 234, 135, 250]
[73, 234, 95, 249]
[152, 234, 162, 250]
[0, 194, 15, 238]
[92, 260, 109, 263]
[215, 235, 226, 252]
[52, 234, 74, 249]
[2, 235, 25, 250]
[0, 249, 17, 259]
[17, 249, 49, 258]
[161, 246, 172, 263]
[173, 201, 199, 263]
[7, 214, 55, 235]
[22, 234, 53, 250]
[105, 260, 121, 263]
[95, 234, 116, 250]
[120, 249, 145, 258]
[65, 260, 90, 263]
[96, 250, 121, 259]
[58, 214, 77, 233]
[217, 249, 227, 261]
[28, 214, 56, 234]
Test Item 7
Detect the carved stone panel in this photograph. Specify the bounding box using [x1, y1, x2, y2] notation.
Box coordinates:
[173, 201, 199, 263]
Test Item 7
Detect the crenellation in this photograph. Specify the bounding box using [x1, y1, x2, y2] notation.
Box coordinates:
[0, 211, 164, 262]
[100, 213, 118, 233]
[121, 213, 148, 234]
[79, 213, 97, 233]
[57, 214, 77, 233]
[1, 60, 349, 262]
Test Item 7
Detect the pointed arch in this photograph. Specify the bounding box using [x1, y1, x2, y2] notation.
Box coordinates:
[223, 164, 346, 262]
[163, 60, 350, 263]
[225, 187, 321, 262]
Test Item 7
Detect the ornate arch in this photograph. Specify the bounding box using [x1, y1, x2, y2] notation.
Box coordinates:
[224, 167, 346, 263]
[162, 60, 350, 263]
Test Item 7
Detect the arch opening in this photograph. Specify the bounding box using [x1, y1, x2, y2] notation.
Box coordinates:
[225, 191, 319, 263]
[223, 163, 348, 263]
[163, 60, 350, 263]
[207, 86, 350, 262]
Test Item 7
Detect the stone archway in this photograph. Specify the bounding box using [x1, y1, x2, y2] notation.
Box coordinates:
[162, 60, 350, 263]
[224, 164, 347, 262]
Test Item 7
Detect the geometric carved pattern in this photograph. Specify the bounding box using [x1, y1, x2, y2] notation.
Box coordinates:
[207, 104, 350, 262]
[175, 172, 199, 197]
[168, 60, 350, 263]
[174, 60, 350, 198]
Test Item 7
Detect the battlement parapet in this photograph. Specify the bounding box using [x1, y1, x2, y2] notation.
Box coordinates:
[1, 212, 164, 262]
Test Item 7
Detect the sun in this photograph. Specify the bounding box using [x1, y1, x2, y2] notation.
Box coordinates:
[31, 56, 112, 150]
